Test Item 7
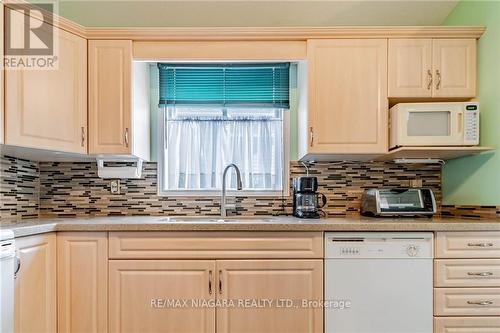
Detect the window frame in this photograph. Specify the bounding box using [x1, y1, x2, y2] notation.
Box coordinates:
[157, 106, 290, 197]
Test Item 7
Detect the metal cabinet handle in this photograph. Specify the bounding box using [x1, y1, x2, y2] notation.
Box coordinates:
[14, 255, 21, 279]
[309, 127, 314, 147]
[81, 127, 85, 147]
[427, 69, 433, 90]
[435, 69, 441, 90]
[218, 270, 223, 294]
[124, 128, 129, 147]
[468, 242, 494, 247]
[467, 300, 494, 306]
[467, 271, 494, 277]
[208, 270, 213, 295]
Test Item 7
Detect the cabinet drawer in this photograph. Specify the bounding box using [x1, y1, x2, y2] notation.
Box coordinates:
[435, 259, 500, 287]
[434, 288, 500, 316]
[435, 232, 500, 258]
[109, 232, 323, 259]
[434, 317, 500, 333]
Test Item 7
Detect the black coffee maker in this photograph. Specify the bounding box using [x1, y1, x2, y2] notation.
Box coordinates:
[292, 176, 327, 218]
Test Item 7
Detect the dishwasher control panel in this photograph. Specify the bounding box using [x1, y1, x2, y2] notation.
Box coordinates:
[325, 232, 433, 259]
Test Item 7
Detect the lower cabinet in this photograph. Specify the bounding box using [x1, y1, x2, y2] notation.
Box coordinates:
[216, 260, 323, 333]
[434, 317, 500, 332]
[57, 232, 108, 333]
[109, 259, 323, 333]
[109, 260, 216, 333]
[14, 233, 57, 333]
[434, 232, 500, 332]
[14, 231, 322, 333]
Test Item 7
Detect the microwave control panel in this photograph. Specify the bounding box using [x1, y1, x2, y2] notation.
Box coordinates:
[464, 103, 479, 145]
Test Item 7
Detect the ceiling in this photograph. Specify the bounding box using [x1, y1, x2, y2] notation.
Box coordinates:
[36, 0, 460, 27]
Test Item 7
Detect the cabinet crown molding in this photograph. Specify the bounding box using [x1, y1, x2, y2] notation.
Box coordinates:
[85, 26, 485, 41]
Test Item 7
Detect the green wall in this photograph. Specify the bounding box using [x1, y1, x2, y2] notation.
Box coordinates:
[441, 0, 500, 205]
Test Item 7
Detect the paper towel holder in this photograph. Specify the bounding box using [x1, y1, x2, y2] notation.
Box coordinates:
[96, 158, 143, 179]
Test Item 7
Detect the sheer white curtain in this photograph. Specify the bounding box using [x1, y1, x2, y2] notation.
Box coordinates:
[163, 113, 283, 192]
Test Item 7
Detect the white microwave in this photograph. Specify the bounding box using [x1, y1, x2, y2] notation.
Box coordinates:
[390, 102, 479, 149]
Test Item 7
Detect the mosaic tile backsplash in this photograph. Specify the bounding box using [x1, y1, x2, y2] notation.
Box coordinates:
[1, 155, 498, 219]
[0, 155, 39, 219]
[38, 160, 443, 217]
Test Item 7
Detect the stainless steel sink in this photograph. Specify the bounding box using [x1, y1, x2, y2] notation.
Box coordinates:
[158, 216, 275, 223]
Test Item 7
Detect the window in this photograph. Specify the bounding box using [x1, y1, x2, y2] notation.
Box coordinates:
[157, 63, 290, 196]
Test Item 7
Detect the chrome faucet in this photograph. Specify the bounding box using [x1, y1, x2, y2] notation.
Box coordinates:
[221, 164, 243, 217]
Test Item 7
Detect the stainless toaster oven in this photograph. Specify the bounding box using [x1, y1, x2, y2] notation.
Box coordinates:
[361, 188, 436, 217]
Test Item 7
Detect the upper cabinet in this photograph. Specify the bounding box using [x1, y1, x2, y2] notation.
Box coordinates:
[389, 39, 476, 98]
[88, 40, 132, 155]
[300, 39, 388, 160]
[432, 39, 476, 98]
[388, 39, 433, 98]
[88, 40, 150, 160]
[4, 8, 87, 153]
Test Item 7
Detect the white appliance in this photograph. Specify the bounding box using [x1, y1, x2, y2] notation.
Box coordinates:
[325, 232, 433, 333]
[0, 230, 16, 333]
[390, 101, 479, 149]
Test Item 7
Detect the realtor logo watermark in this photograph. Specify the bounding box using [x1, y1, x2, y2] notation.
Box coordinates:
[4, 1, 59, 70]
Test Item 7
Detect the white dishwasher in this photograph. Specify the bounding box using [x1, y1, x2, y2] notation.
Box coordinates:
[325, 232, 433, 333]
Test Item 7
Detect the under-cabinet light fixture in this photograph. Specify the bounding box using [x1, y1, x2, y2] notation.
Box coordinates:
[393, 158, 445, 165]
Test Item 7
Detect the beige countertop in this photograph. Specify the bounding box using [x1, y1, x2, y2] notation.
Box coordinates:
[1, 215, 499, 238]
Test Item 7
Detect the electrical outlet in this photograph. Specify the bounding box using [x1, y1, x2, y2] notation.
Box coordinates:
[409, 179, 423, 188]
[110, 179, 120, 194]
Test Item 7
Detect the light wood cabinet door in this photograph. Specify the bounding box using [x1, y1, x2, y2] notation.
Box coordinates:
[434, 288, 500, 316]
[307, 39, 388, 155]
[216, 260, 323, 333]
[57, 232, 108, 333]
[388, 39, 433, 97]
[109, 231, 323, 259]
[432, 39, 476, 98]
[434, 317, 500, 333]
[435, 259, 500, 287]
[109, 260, 216, 333]
[4, 8, 87, 153]
[435, 232, 500, 258]
[89, 40, 132, 154]
[14, 233, 56, 333]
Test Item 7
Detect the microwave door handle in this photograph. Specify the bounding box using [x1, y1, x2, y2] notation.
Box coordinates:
[457, 112, 464, 135]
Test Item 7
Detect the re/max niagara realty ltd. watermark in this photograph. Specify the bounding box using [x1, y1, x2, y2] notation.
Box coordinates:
[3, 1, 59, 70]
[150, 298, 352, 310]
